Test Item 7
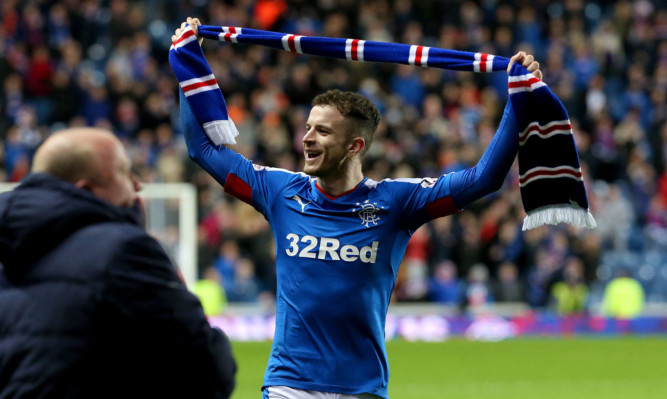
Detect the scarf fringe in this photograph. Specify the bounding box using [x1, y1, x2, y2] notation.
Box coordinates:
[522, 205, 597, 231]
[203, 120, 239, 145]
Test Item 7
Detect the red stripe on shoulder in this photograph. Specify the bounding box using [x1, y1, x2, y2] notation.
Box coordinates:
[426, 196, 461, 220]
[224, 173, 252, 204]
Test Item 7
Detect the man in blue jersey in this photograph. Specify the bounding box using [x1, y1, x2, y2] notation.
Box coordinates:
[173, 17, 541, 399]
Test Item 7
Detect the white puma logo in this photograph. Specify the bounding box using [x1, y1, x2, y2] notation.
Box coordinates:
[292, 195, 310, 213]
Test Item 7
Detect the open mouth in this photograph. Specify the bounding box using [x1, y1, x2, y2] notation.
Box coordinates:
[305, 151, 321, 161]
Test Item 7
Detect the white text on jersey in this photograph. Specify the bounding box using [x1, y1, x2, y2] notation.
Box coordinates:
[285, 234, 379, 263]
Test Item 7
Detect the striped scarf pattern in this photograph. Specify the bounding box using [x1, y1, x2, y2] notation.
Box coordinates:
[169, 24, 596, 230]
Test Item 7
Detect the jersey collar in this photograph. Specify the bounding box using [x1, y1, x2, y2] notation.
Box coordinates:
[314, 177, 368, 201]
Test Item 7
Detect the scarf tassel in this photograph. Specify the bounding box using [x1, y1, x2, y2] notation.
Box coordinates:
[203, 120, 239, 145]
[522, 205, 597, 231]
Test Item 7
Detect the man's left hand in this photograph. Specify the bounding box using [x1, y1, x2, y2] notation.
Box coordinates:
[508, 51, 542, 80]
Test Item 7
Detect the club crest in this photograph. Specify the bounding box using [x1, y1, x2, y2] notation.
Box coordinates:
[353, 200, 383, 227]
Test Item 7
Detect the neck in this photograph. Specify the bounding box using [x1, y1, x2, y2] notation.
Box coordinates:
[316, 163, 364, 197]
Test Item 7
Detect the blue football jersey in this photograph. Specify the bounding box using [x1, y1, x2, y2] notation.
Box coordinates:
[223, 159, 459, 398]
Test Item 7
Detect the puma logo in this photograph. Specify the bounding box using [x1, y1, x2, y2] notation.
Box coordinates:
[292, 195, 310, 213]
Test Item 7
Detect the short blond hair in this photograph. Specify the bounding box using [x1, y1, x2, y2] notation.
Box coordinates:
[312, 90, 380, 156]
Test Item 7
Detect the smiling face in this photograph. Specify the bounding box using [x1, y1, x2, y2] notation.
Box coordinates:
[302, 105, 359, 179]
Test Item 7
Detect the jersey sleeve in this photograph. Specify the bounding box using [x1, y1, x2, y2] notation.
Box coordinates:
[386, 174, 460, 231]
[390, 100, 519, 230]
[180, 90, 300, 216]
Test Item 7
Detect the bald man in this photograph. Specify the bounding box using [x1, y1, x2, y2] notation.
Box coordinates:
[0, 128, 236, 399]
[31, 128, 141, 207]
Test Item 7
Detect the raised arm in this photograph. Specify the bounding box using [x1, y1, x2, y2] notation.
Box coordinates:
[172, 17, 244, 187]
[171, 18, 305, 214]
[449, 51, 541, 209]
[180, 89, 242, 186]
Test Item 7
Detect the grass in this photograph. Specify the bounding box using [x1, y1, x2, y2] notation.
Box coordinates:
[230, 337, 667, 399]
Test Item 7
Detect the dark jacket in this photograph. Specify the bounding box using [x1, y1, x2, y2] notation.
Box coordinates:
[0, 174, 236, 399]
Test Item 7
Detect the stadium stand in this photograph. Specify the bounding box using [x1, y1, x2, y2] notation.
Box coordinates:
[2, 0, 667, 312]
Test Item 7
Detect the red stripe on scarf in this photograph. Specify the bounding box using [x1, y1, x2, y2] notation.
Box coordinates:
[351, 39, 359, 60]
[182, 78, 217, 92]
[288, 35, 297, 52]
[480, 53, 488, 72]
[415, 46, 423, 66]
[508, 77, 541, 88]
[519, 168, 582, 185]
[174, 29, 195, 45]
[519, 124, 572, 144]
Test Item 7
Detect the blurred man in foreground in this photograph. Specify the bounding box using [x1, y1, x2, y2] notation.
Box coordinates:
[0, 128, 236, 399]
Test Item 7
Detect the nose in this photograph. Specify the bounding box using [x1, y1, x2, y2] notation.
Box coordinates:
[303, 127, 316, 145]
[132, 173, 142, 192]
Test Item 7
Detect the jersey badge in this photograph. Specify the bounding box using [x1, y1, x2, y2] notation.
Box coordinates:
[353, 200, 383, 227]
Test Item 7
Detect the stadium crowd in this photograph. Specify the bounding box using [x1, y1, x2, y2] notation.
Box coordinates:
[2, 0, 666, 312]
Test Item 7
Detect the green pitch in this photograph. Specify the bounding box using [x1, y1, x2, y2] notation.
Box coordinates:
[230, 337, 667, 399]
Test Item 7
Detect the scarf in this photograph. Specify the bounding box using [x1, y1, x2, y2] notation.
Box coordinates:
[169, 24, 596, 231]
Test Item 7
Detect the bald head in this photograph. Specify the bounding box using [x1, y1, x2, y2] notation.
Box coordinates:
[33, 128, 114, 183]
[33, 128, 140, 207]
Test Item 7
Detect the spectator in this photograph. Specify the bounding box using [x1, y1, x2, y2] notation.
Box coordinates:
[526, 247, 559, 308]
[214, 240, 242, 297]
[601, 269, 645, 319]
[493, 261, 525, 303]
[390, 64, 426, 111]
[428, 260, 465, 305]
[550, 257, 588, 315]
[194, 267, 229, 316]
[228, 258, 261, 302]
[0, 128, 236, 399]
[465, 263, 494, 309]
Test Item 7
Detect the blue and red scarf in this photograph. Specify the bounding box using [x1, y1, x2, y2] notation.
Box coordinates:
[169, 24, 596, 230]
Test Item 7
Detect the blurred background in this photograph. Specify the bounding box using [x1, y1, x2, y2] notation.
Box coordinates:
[2, 0, 667, 336]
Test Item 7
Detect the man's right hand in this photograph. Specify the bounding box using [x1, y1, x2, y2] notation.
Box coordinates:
[172, 17, 203, 46]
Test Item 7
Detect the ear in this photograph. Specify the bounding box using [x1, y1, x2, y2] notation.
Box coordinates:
[347, 137, 366, 158]
[74, 178, 93, 192]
